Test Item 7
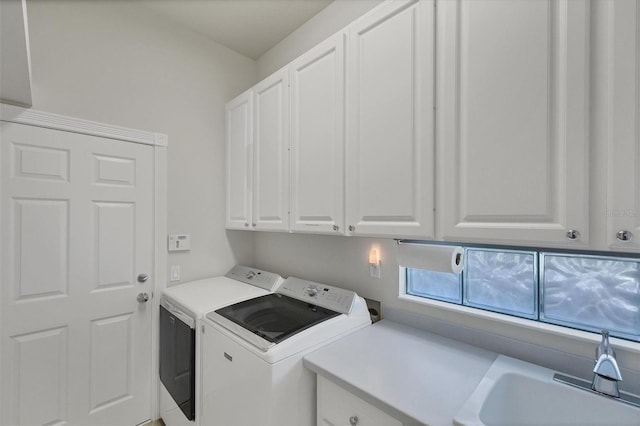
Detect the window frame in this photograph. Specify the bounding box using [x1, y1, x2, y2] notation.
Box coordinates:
[399, 245, 640, 344]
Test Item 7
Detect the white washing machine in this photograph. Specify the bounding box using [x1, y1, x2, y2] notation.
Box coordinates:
[159, 265, 283, 426]
[200, 277, 371, 426]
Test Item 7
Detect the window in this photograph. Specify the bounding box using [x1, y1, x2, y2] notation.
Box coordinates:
[541, 253, 640, 341]
[464, 249, 538, 319]
[407, 269, 461, 303]
[404, 245, 640, 342]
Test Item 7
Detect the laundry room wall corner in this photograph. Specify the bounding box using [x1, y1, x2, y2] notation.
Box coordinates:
[25, 0, 258, 284]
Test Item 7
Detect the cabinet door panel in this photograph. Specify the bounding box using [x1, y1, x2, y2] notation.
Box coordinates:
[290, 34, 345, 234]
[605, 0, 640, 252]
[437, 0, 589, 247]
[253, 70, 290, 230]
[346, 0, 435, 238]
[225, 91, 252, 230]
[317, 376, 402, 426]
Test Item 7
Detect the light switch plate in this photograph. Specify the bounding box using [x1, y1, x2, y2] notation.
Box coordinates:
[170, 265, 181, 282]
[168, 234, 190, 251]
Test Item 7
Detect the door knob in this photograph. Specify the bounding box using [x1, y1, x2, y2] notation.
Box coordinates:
[137, 292, 150, 303]
[137, 273, 149, 283]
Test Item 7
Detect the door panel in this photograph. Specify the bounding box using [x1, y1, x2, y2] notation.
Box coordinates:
[13, 198, 69, 299]
[253, 70, 290, 231]
[225, 91, 253, 229]
[290, 33, 345, 234]
[1, 122, 153, 425]
[11, 327, 68, 426]
[89, 314, 133, 412]
[12, 143, 69, 182]
[94, 202, 135, 289]
[605, 0, 640, 252]
[437, 0, 590, 247]
[346, 0, 435, 238]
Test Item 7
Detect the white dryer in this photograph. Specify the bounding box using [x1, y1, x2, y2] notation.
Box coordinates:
[200, 277, 371, 426]
[159, 265, 283, 426]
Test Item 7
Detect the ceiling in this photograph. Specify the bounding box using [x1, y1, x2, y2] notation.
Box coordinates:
[140, 0, 333, 60]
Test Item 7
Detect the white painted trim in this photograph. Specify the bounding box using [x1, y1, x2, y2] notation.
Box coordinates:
[0, 114, 3, 425]
[150, 145, 168, 421]
[0, 104, 168, 147]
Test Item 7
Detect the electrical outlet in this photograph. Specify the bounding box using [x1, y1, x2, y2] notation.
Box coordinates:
[369, 263, 381, 279]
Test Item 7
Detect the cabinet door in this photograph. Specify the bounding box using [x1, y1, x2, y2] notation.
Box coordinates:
[290, 33, 346, 235]
[317, 376, 402, 426]
[253, 70, 290, 231]
[345, 0, 435, 238]
[605, 0, 640, 252]
[225, 90, 253, 230]
[437, 0, 590, 247]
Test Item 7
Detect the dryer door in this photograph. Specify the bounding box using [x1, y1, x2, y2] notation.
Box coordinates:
[159, 304, 195, 421]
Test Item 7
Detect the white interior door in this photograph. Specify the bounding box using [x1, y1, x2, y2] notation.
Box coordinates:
[1, 122, 154, 425]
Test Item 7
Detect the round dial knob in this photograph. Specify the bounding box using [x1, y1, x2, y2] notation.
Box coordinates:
[307, 286, 318, 297]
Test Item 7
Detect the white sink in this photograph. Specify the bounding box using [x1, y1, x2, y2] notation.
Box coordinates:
[454, 355, 640, 426]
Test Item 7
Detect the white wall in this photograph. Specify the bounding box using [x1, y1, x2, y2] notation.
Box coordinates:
[26, 0, 257, 283]
[257, 0, 383, 79]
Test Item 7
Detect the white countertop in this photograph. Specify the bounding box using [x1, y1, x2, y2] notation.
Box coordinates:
[303, 320, 497, 425]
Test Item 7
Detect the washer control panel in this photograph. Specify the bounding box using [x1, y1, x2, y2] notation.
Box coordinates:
[277, 277, 356, 314]
[225, 265, 284, 291]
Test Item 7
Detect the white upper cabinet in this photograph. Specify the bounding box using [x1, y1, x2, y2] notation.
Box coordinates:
[253, 69, 290, 231]
[289, 33, 346, 235]
[437, 0, 590, 248]
[0, 0, 32, 107]
[225, 90, 253, 230]
[604, 0, 640, 252]
[345, 0, 435, 238]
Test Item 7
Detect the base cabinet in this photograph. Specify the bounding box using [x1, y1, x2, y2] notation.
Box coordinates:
[317, 376, 402, 426]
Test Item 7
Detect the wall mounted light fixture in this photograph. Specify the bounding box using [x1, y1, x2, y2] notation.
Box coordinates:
[369, 247, 381, 279]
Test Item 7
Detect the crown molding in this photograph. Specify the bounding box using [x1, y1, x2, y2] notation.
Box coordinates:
[0, 103, 168, 147]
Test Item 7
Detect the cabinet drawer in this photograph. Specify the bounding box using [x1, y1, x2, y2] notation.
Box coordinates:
[317, 376, 402, 426]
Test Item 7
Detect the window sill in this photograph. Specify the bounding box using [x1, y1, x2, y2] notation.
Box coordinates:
[396, 293, 640, 355]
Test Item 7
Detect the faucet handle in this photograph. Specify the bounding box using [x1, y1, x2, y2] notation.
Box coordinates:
[593, 353, 623, 381]
[596, 330, 615, 358]
[594, 330, 622, 381]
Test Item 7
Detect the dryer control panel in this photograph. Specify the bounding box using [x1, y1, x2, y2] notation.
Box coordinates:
[277, 277, 357, 314]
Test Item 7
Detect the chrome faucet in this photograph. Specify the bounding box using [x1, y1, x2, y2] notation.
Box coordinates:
[591, 330, 623, 397]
